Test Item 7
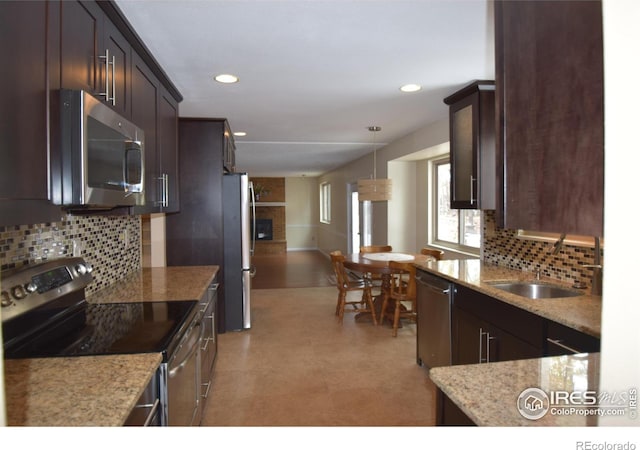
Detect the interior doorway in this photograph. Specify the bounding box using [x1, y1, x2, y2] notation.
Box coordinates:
[348, 186, 360, 253]
[347, 183, 371, 253]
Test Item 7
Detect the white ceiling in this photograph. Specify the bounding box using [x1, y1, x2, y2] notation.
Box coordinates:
[115, 0, 495, 177]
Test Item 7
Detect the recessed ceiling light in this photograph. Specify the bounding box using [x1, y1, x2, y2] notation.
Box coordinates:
[400, 83, 422, 93]
[233, 131, 247, 137]
[214, 74, 239, 84]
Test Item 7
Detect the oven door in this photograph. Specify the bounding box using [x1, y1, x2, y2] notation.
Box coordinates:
[167, 316, 202, 426]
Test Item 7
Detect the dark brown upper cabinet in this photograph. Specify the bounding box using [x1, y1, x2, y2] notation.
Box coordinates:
[0, 0, 181, 224]
[224, 122, 237, 174]
[131, 54, 180, 214]
[494, 0, 604, 237]
[158, 86, 180, 213]
[444, 80, 496, 210]
[131, 53, 159, 211]
[60, 0, 131, 118]
[101, 16, 132, 118]
[0, 1, 63, 226]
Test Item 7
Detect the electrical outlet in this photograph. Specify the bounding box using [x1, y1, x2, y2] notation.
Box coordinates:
[72, 239, 82, 257]
[121, 228, 129, 249]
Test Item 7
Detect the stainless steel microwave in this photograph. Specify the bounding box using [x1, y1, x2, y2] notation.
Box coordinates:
[56, 89, 145, 208]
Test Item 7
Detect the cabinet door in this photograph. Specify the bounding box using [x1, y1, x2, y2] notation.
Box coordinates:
[453, 284, 544, 364]
[492, 326, 542, 363]
[449, 95, 476, 209]
[60, 0, 102, 94]
[445, 81, 495, 210]
[495, 0, 604, 236]
[101, 18, 131, 118]
[0, 1, 49, 202]
[0, 1, 64, 226]
[158, 87, 179, 212]
[452, 307, 485, 365]
[131, 52, 159, 210]
[453, 307, 541, 364]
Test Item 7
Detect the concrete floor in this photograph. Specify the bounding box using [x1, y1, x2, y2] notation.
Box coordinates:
[201, 251, 437, 426]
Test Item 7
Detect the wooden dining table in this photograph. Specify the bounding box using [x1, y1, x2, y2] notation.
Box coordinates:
[342, 252, 430, 325]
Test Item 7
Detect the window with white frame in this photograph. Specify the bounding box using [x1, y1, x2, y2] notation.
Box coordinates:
[431, 157, 480, 254]
[320, 182, 331, 224]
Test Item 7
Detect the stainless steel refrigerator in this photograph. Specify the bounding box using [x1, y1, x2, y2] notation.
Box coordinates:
[223, 173, 255, 331]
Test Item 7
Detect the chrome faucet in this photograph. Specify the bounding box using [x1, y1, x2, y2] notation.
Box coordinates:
[583, 237, 603, 296]
[550, 233, 567, 255]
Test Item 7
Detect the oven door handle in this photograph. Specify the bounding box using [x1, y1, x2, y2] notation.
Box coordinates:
[168, 322, 201, 377]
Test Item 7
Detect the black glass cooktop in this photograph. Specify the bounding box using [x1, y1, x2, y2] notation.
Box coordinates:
[4, 300, 197, 361]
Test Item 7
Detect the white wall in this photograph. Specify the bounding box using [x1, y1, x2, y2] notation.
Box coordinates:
[388, 161, 417, 252]
[599, 0, 640, 426]
[318, 118, 449, 254]
[285, 177, 319, 250]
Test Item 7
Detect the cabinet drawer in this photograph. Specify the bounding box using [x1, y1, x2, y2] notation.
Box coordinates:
[545, 320, 600, 356]
[453, 284, 544, 348]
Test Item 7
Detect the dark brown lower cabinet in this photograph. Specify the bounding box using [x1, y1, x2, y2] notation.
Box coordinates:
[438, 280, 601, 426]
[452, 285, 545, 365]
[436, 390, 475, 426]
[545, 320, 600, 356]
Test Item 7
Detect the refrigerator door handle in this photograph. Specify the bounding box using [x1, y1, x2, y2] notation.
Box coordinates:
[249, 181, 256, 256]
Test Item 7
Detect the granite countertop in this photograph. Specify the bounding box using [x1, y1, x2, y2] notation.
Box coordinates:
[430, 353, 602, 426]
[414, 259, 601, 337]
[5, 266, 218, 426]
[86, 265, 219, 304]
[4, 353, 162, 426]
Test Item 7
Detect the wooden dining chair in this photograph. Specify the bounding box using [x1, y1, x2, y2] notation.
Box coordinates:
[360, 245, 392, 253]
[329, 251, 377, 325]
[420, 247, 445, 260]
[359, 245, 392, 290]
[380, 260, 417, 337]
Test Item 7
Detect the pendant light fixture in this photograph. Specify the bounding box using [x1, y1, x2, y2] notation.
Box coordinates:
[358, 126, 392, 202]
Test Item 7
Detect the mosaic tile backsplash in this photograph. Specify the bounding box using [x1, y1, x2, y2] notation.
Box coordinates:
[0, 214, 141, 295]
[1, 210, 602, 295]
[482, 210, 602, 288]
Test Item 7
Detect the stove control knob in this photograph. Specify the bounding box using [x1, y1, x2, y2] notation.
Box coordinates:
[75, 263, 88, 275]
[25, 282, 38, 293]
[1, 291, 12, 307]
[11, 285, 27, 300]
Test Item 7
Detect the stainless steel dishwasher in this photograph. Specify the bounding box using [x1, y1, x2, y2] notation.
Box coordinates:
[416, 270, 453, 368]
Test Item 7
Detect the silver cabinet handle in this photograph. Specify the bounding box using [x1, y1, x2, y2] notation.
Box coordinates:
[111, 52, 116, 106]
[487, 334, 496, 363]
[156, 173, 169, 207]
[479, 328, 487, 363]
[163, 173, 169, 207]
[201, 381, 212, 399]
[470, 174, 476, 205]
[99, 49, 116, 105]
[547, 338, 582, 354]
[100, 48, 109, 102]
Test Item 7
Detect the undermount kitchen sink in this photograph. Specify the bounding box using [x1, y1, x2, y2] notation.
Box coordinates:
[488, 282, 582, 299]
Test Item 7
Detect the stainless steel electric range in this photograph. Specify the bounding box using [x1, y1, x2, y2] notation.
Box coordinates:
[1, 257, 204, 426]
